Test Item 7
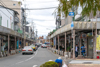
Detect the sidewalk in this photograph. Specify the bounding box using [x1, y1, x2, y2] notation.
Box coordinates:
[47, 47, 100, 67]
[68, 59, 100, 67]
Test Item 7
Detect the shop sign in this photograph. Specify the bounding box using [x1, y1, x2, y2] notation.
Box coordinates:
[53, 37, 56, 46]
[96, 35, 100, 52]
[69, 12, 74, 16]
[87, 33, 92, 37]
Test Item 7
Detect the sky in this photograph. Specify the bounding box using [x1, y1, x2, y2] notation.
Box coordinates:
[14, 0, 59, 38]
[14, 0, 82, 38]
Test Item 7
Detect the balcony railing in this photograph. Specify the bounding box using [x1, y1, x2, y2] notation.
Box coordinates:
[14, 16, 19, 23]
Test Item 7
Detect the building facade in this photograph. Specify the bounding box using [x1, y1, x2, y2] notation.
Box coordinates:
[0, 5, 19, 30]
[50, 7, 100, 59]
[0, 0, 22, 30]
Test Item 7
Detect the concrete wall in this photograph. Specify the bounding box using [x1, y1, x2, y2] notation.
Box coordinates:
[0, 6, 14, 30]
[61, 19, 65, 27]
[0, 0, 22, 29]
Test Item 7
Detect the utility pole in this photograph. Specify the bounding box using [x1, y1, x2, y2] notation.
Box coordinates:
[36, 30, 38, 43]
[23, 0, 27, 47]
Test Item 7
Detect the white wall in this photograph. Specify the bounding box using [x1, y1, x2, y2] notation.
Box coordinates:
[0, 6, 14, 30]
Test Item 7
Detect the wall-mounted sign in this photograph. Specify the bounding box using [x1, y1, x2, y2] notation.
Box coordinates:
[96, 35, 100, 52]
[69, 12, 74, 16]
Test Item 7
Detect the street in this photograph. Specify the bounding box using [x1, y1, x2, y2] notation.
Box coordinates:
[0, 47, 58, 67]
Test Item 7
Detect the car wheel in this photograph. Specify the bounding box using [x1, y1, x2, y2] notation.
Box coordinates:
[22, 53, 24, 55]
[31, 53, 33, 54]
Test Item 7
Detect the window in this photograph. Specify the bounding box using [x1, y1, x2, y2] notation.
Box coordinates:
[13, 4, 16, 6]
[11, 22, 13, 29]
[7, 20, 8, 27]
[0, 17, 2, 26]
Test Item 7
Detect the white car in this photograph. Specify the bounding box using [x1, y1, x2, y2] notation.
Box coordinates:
[22, 46, 34, 55]
[41, 44, 47, 48]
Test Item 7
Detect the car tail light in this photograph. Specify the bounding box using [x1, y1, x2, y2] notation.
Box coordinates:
[22, 49, 26, 51]
[28, 49, 32, 51]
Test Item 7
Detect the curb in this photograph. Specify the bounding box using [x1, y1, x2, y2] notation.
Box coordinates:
[75, 59, 100, 61]
[68, 64, 100, 65]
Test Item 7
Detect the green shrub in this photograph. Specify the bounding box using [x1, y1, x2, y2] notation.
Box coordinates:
[40, 61, 59, 67]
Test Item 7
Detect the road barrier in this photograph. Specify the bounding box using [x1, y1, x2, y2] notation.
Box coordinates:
[11, 50, 16, 55]
[16, 49, 19, 53]
[68, 52, 71, 58]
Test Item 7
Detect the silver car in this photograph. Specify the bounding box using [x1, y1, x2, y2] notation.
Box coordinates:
[22, 46, 34, 55]
[41, 44, 47, 48]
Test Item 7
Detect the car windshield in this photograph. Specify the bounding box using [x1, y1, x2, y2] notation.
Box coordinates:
[30, 45, 35, 47]
[24, 46, 31, 49]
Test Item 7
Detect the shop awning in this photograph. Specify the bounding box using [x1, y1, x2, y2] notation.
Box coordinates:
[50, 21, 100, 38]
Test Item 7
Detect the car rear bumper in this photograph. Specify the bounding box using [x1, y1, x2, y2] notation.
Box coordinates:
[22, 51, 33, 54]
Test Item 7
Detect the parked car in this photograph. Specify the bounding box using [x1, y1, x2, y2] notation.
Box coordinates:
[22, 46, 34, 55]
[30, 44, 37, 51]
[41, 44, 47, 48]
[35, 43, 40, 48]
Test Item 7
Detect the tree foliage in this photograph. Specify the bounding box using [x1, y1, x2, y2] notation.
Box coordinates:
[40, 61, 59, 67]
[58, 0, 100, 17]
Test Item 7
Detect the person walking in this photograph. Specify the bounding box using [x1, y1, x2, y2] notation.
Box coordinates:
[81, 45, 85, 57]
[55, 57, 62, 67]
[75, 44, 79, 58]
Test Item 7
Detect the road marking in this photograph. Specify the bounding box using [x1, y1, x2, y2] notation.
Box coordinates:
[4, 47, 40, 67]
[33, 65, 38, 67]
[25, 47, 38, 61]
[16, 61, 24, 64]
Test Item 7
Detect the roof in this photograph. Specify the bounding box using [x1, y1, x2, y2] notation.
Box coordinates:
[0, 5, 19, 15]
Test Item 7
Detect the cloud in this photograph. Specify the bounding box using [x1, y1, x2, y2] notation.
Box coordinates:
[16, 0, 58, 36]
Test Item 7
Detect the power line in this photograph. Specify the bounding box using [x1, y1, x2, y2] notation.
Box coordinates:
[27, 18, 55, 21]
[0, 0, 22, 23]
[24, 1, 58, 3]
[0, 10, 10, 19]
[35, 23, 55, 28]
[8, 7, 57, 10]
[0, 0, 14, 17]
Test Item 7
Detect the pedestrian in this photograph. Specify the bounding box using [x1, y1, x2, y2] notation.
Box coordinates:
[75, 44, 79, 58]
[55, 57, 62, 67]
[59, 46, 62, 51]
[81, 44, 85, 57]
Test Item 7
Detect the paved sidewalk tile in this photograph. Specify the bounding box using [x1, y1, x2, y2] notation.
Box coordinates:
[68, 64, 100, 67]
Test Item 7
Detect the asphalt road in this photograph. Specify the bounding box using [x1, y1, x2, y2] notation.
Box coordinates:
[0, 47, 58, 67]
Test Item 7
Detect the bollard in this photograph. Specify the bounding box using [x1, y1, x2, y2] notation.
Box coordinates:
[68, 52, 71, 58]
[49, 60, 53, 61]
[65, 55, 68, 59]
[60, 51, 63, 56]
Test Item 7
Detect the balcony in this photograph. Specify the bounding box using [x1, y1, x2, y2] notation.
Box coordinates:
[14, 16, 19, 23]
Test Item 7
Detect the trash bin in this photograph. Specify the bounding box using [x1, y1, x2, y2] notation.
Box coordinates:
[97, 56, 99, 59]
